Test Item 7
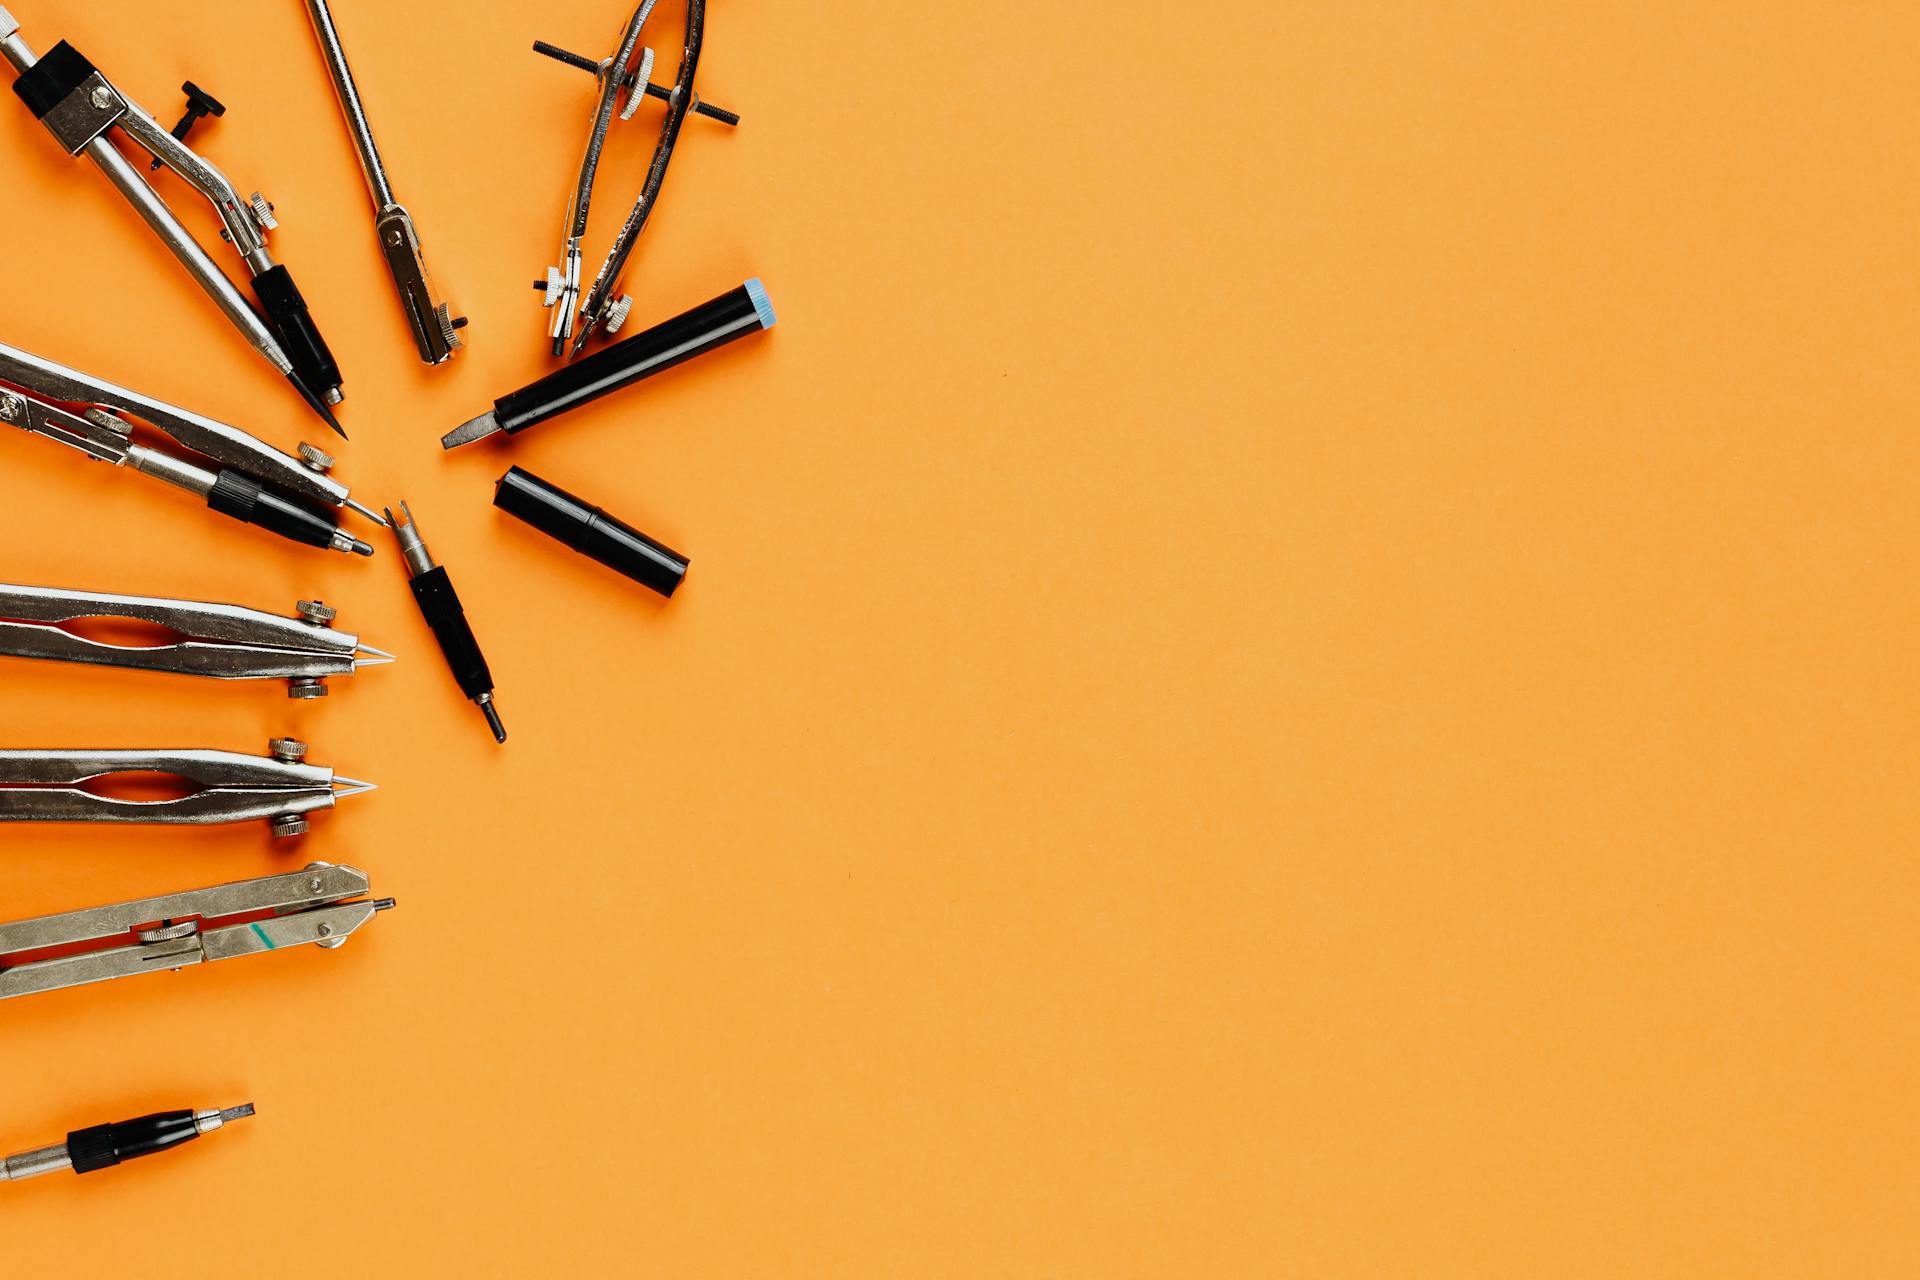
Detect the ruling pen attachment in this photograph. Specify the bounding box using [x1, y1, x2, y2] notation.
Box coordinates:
[347, 498, 390, 527]
[389, 501, 508, 744]
[2, 1101, 256, 1183]
[0, 741, 376, 837]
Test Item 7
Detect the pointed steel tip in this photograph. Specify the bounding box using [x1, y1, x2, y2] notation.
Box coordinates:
[348, 498, 390, 528]
[220, 1103, 257, 1123]
[440, 410, 501, 451]
[354, 643, 397, 669]
[333, 776, 379, 799]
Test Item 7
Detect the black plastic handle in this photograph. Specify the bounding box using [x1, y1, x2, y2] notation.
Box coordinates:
[206, 469, 339, 550]
[67, 1111, 199, 1175]
[409, 566, 493, 701]
[495, 279, 775, 437]
[254, 265, 343, 399]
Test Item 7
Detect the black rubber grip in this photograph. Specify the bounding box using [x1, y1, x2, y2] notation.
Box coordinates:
[253, 265, 342, 398]
[67, 1111, 199, 1175]
[207, 469, 337, 550]
[12, 41, 96, 119]
[495, 282, 771, 436]
[409, 566, 493, 701]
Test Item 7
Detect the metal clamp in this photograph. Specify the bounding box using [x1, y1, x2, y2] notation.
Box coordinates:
[0, 863, 394, 1000]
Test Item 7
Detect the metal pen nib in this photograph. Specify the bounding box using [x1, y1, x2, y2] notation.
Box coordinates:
[442, 409, 501, 450]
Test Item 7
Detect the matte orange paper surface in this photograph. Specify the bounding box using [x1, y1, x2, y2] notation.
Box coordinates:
[2, 0, 1916, 1273]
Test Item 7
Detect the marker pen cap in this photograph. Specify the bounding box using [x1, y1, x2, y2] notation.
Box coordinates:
[493, 466, 689, 598]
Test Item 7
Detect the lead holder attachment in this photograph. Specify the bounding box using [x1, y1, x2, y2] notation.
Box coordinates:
[494, 467, 688, 598]
[442, 279, 775, 450]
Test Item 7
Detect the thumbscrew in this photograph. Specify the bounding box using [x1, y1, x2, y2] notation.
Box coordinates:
[150, 81, 226, 171]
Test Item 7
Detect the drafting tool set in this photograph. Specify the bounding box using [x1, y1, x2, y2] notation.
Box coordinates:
[0, 0, 772, 1188]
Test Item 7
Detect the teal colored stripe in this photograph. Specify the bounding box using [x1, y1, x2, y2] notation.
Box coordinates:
[249, 923, 278, 951]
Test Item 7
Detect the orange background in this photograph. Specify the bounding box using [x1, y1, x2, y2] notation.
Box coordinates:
[2, 0, 1917, 1273]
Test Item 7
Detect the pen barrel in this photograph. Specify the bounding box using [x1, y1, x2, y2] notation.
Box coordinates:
[254, 265, 343, 398]
[409, 566, 493, 700]
[207, 469, 338, 550]
[66, 1110, 198, 1174]
[495, 279, 775, 436]
[495, 466, 689, 597]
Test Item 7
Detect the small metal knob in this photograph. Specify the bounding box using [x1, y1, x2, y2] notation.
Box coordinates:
[618, 48, 657, 121]
[249, 191, 278, 232]
[298, 443, 335, 473]
[604, 295, 635, 335]
[288, 678, 329, 700]
[296, 600, 337, 626]
[151, 81, 225, 171]
[271, 814, 310, 839]
[269, 737, 308, 764]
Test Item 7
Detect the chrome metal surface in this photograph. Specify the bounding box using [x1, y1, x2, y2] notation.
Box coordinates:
[0, 864, 391, 999]
[304, 0, 464, 364]
[0, 582, 385, 687]
[39, 70, 123, 152]
[0, 340, 356, 511]
[302, 0, 393, 207]
[389, 500, 438, 577]
[1, 1143, 71, 1182]
[0, 745, 373, 831]
[114, 97, 272, 262]
[0, 15, 299, 382]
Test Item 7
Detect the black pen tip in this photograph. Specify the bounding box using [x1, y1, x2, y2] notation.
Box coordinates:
[480, 698, 507, 744]
[289, 373, 348, 439]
